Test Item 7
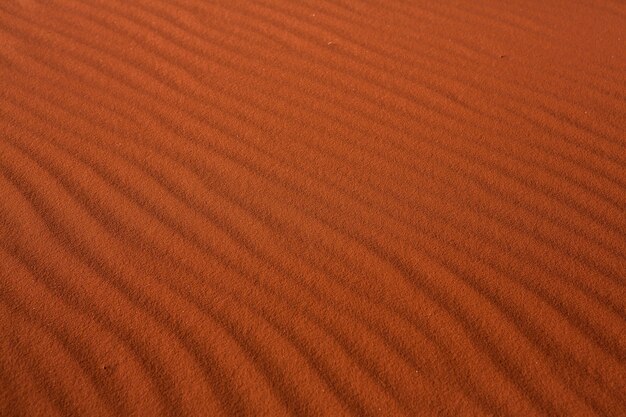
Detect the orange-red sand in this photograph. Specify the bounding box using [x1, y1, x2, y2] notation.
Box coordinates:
[1, 1, 625, 416]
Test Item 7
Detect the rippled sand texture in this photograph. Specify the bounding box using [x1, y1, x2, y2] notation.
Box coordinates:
[1, 0, 625, 416]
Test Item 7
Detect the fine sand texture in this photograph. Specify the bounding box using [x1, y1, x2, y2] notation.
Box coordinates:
[1, 0, 625, 416]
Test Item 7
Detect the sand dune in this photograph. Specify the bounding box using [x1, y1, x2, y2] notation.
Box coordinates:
[0, 0, 625, 416]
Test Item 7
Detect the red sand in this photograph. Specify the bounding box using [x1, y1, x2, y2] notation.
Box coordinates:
[1, 0, 625, 416]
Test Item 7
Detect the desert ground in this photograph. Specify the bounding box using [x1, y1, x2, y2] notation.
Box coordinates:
[0, 0, 625, 416]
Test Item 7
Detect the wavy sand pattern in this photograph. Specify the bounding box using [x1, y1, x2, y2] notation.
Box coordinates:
[1, 0, 625, 416]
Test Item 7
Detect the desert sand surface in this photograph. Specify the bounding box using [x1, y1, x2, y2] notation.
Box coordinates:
[0, 0, 625, 416]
